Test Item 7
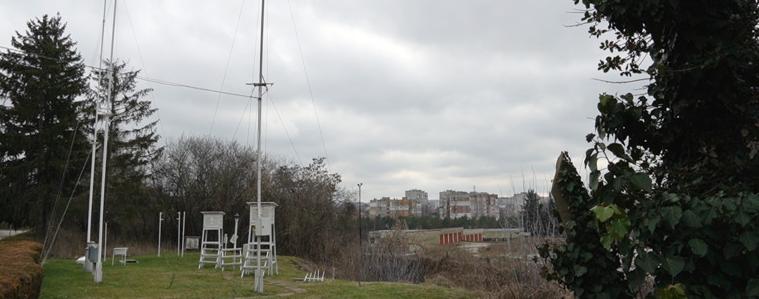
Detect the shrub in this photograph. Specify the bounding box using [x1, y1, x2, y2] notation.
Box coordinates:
[0, 239, 44, 299]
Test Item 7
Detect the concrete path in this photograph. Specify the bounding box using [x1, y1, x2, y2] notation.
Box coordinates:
[0, 229, 29, 240]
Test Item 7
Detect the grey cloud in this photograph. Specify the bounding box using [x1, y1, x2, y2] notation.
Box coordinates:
[0, 0, 644, 200]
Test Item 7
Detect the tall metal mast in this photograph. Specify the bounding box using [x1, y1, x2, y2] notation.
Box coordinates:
[253, 0, 267, 293]
[95, 0, 117, 284]
[85, 0, 108, 273]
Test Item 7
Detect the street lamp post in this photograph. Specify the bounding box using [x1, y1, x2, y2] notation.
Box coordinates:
[357, 183, 363, 286]
[232, 213, 240, 248]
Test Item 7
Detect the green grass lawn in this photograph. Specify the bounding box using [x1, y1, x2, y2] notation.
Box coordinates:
[40, 253, 476, 298]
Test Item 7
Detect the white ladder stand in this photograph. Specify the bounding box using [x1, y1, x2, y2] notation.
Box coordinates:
[241, 202, 279, 278]
[198, 211, 224, 269]
[241, 239, 276, 277]
[220, 233, 243, 271]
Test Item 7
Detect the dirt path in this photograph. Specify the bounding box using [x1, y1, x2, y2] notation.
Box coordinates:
[268, 279, 307, 297]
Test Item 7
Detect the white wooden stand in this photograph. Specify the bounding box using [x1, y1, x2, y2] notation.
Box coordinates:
[198, 211, 224, 269]
[220, 216, 242, 271]
[241, 202, 278, 277]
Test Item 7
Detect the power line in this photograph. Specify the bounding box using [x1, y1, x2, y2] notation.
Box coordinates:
[41, 120, 82, 259]
[0, 44, 255, 99]
[42, 153, 92, 264]
[136, 75, 254, 99]
[267, 93, 302, 164]
[232, 100, 251, 140]
[208, 0, 248, 135]
[287, 0, 329, 160]
[123, 2, 146, 70]
[3, 32, 309, 166]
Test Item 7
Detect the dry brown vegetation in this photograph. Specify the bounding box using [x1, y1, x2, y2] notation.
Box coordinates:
[0, 238, 43, 299]
[422, 246, 569, 298]
[325, 229, 571, 298]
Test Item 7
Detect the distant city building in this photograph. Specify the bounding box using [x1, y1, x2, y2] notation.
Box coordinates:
[368, 197, 420, 218]
[366, 189, 544, 220]
[497, 192, 527, 218]
[427, 199, 440, 216]
[439, 190, 499, 220]
[405, 189, 428, 201]
[497, 192, 550, 219]
[438, 190, 469, 219]
[405, 189, 429, 216]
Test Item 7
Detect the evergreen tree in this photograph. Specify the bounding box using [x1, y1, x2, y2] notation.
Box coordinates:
[85, 60, 161, 238]
[0, 15, 88, 231]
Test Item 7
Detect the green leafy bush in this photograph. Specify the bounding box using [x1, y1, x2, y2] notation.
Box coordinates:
[541, 0, 759, 297]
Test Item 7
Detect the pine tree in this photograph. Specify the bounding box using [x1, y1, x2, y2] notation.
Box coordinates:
[0, 15, 88, 231]
[85, 60, 161, 238]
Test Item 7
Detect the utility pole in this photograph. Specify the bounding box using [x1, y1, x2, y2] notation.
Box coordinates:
[251, 0, 268, 293]
[158, 212, 163, 256]
[85, 0, 108, 274]
[95, 0, 117, 283]
[357, 183, 363, 287]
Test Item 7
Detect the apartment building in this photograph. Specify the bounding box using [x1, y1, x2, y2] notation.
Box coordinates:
[367, 197, 419, 218]
[439, 190, 499, 220]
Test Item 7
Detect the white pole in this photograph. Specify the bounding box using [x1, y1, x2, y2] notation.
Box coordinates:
[176, 212, 181, 256]
[158, 212, 163, 257]
[357, 183, 363, 287]
[104, 221, 108, 261]
[95, 0, 117, 283]
[254, 0, 266, 293]
[86, 0, 108, 273]
[181, 211, 186, 257]
[233, 216, 239, 248]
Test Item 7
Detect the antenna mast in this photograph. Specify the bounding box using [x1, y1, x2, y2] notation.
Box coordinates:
[85, 0, 108, 274]
[253, 0, 268, 293]
[95, 0, 117, 283]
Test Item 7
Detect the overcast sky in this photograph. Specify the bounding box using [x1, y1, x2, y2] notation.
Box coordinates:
[0, 0, 634, 200]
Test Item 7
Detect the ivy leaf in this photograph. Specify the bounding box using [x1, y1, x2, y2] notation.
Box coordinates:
[598, 94, 616, 114]
[661, 206, 682, 229]
[592, 205, 615, 222]
[635, 251, 658, 273]
[601, 234, 614, 250]
[609, 218, 630, 239]
[739, 232, 759, 251]
[736, 212, 751, 227]
[574, 265, 588, 277]
[747, 279, 759, 297]
[607, 143, 629, 160]
[586, 133, 596, 142]
[663, 256, 685, 277]
[645, 215, 660, 233]
[688, 238, 708, 257]
[681, 210, 702, 228]
[590, 170, 600, 191]
[655, 283, 687, 299]
[584, 148, 595, 166]
[627, 269, 646, 293]
[589, 154, 598, 172]
[630, 173, 652, 191]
